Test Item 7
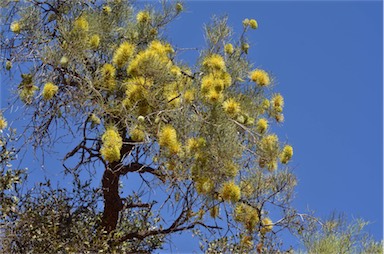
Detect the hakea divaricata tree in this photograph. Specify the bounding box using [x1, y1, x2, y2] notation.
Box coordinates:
[1, 0, 298, 252]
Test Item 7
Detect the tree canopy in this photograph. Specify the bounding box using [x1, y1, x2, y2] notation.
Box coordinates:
[0, 0, 381, 253]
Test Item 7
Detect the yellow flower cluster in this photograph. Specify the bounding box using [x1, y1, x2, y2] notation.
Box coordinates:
[186, 137, 206, 155]
[234, 203, 259, 231]
[74, 16, 89, 31]
[271, 93, 284, 122]
[19, 74, 38, 104]
[256, 118, 268, 134]
[89, 34, 100, 49]
[183, 89, 195, 104]
[259, 134, 279, 171]
[261, 217, 273, 234]
[280, 145, 293, 164]
[124, 77, 151, 107]
[195, 177, 214, 195]
[136, 11, 151, 23]
[224, 43, 234, 54]
[271, 93, 284, 111]
[158, 125, 181, 154]
[240, 235, 254, 249]
[202, 54, 226, 72]
[130, 127, 145, 142]
[250, 69, 271, 86]
[165, 91, 181, 108]
[42, 82, 58, 100]
[127, 40, 172, 77]
[249, 19, 258, 29]
[100, 127, 123, 163]
[200, 71, 231, 103]
[241, 43, 250, 54]
[243, 18, 258, 29]
[222, 98, 241, 117]
[10, 21, 21, 33]
[0, 115, 7, 130]
[101, 63, 116, 91]
[113, 42, 135, 68]
[221, 181, 241, 202]
[175, 2, 183, 12]
[148, 40, 174, 56]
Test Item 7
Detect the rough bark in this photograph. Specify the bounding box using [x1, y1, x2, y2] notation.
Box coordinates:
[101, 161, 123, 233]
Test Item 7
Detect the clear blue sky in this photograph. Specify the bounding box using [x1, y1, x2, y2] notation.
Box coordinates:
[1, 0, 382, 252]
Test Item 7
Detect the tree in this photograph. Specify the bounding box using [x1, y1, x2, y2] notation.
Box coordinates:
[0, 1, 380, 253]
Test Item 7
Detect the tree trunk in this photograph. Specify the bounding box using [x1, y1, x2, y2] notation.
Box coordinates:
[101, 162, 123, 233]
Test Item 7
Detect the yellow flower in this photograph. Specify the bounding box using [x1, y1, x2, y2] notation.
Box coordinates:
[224, 43, 234, 54]
[148, 40, 174, 56]
[166, 91, 181, 108]
[74, 16, 89, 31]
[256, 118, 268, 134]
[241, 43, 250, 54]
[127, 48, 169, 77]
[90, 114, 101, 126]
[5, 61, 12, 71]
[261, 217, 273, 234]
[136, 11, 151, 23]
[170, 65, 181, 77]
[186, 137, 206, 155]
[240, 235, 253, 248]
[262, 99, 270, 111]
[101, 64, 115, 79]
[10, 21, 21, 33]
[103, 5, 112, 14]
[42, 82, 59, 100]
[113, 42, 135, 68]
[250, 69, 270, 86]
[89, 34, 100, 49]
[130, 127, 145, 142]
[101, 63, 116, 91]
[259, 134, 279, 171]
[19, 85, 38, 104]
[280, 145, 293, 164]
[183, 89, 195, 104]
[205, 89, 223, 104]
[175, 2, 183, 12]
[222, 98, 241, 116]
[234, 203, 259, 231]
[202, 54, 226, 72]
[195, 177, 214, 195]
[159, 125, 180, 154]
[271, 93, 284, 108]
[275, 113, 284, 123]
[242, 18, 250, 27]
[0, 116, 7, 130]
[249, 19, 258, 29]
[221, 182, 241, 202]
[60, 56, 68, 66]
[100, 127, 123, 163]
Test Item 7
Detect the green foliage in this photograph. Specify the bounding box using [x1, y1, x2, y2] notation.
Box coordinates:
[298, 214, 383, 254]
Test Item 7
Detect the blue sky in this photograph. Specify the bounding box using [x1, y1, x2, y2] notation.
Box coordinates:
[1, 0, 382, 252]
